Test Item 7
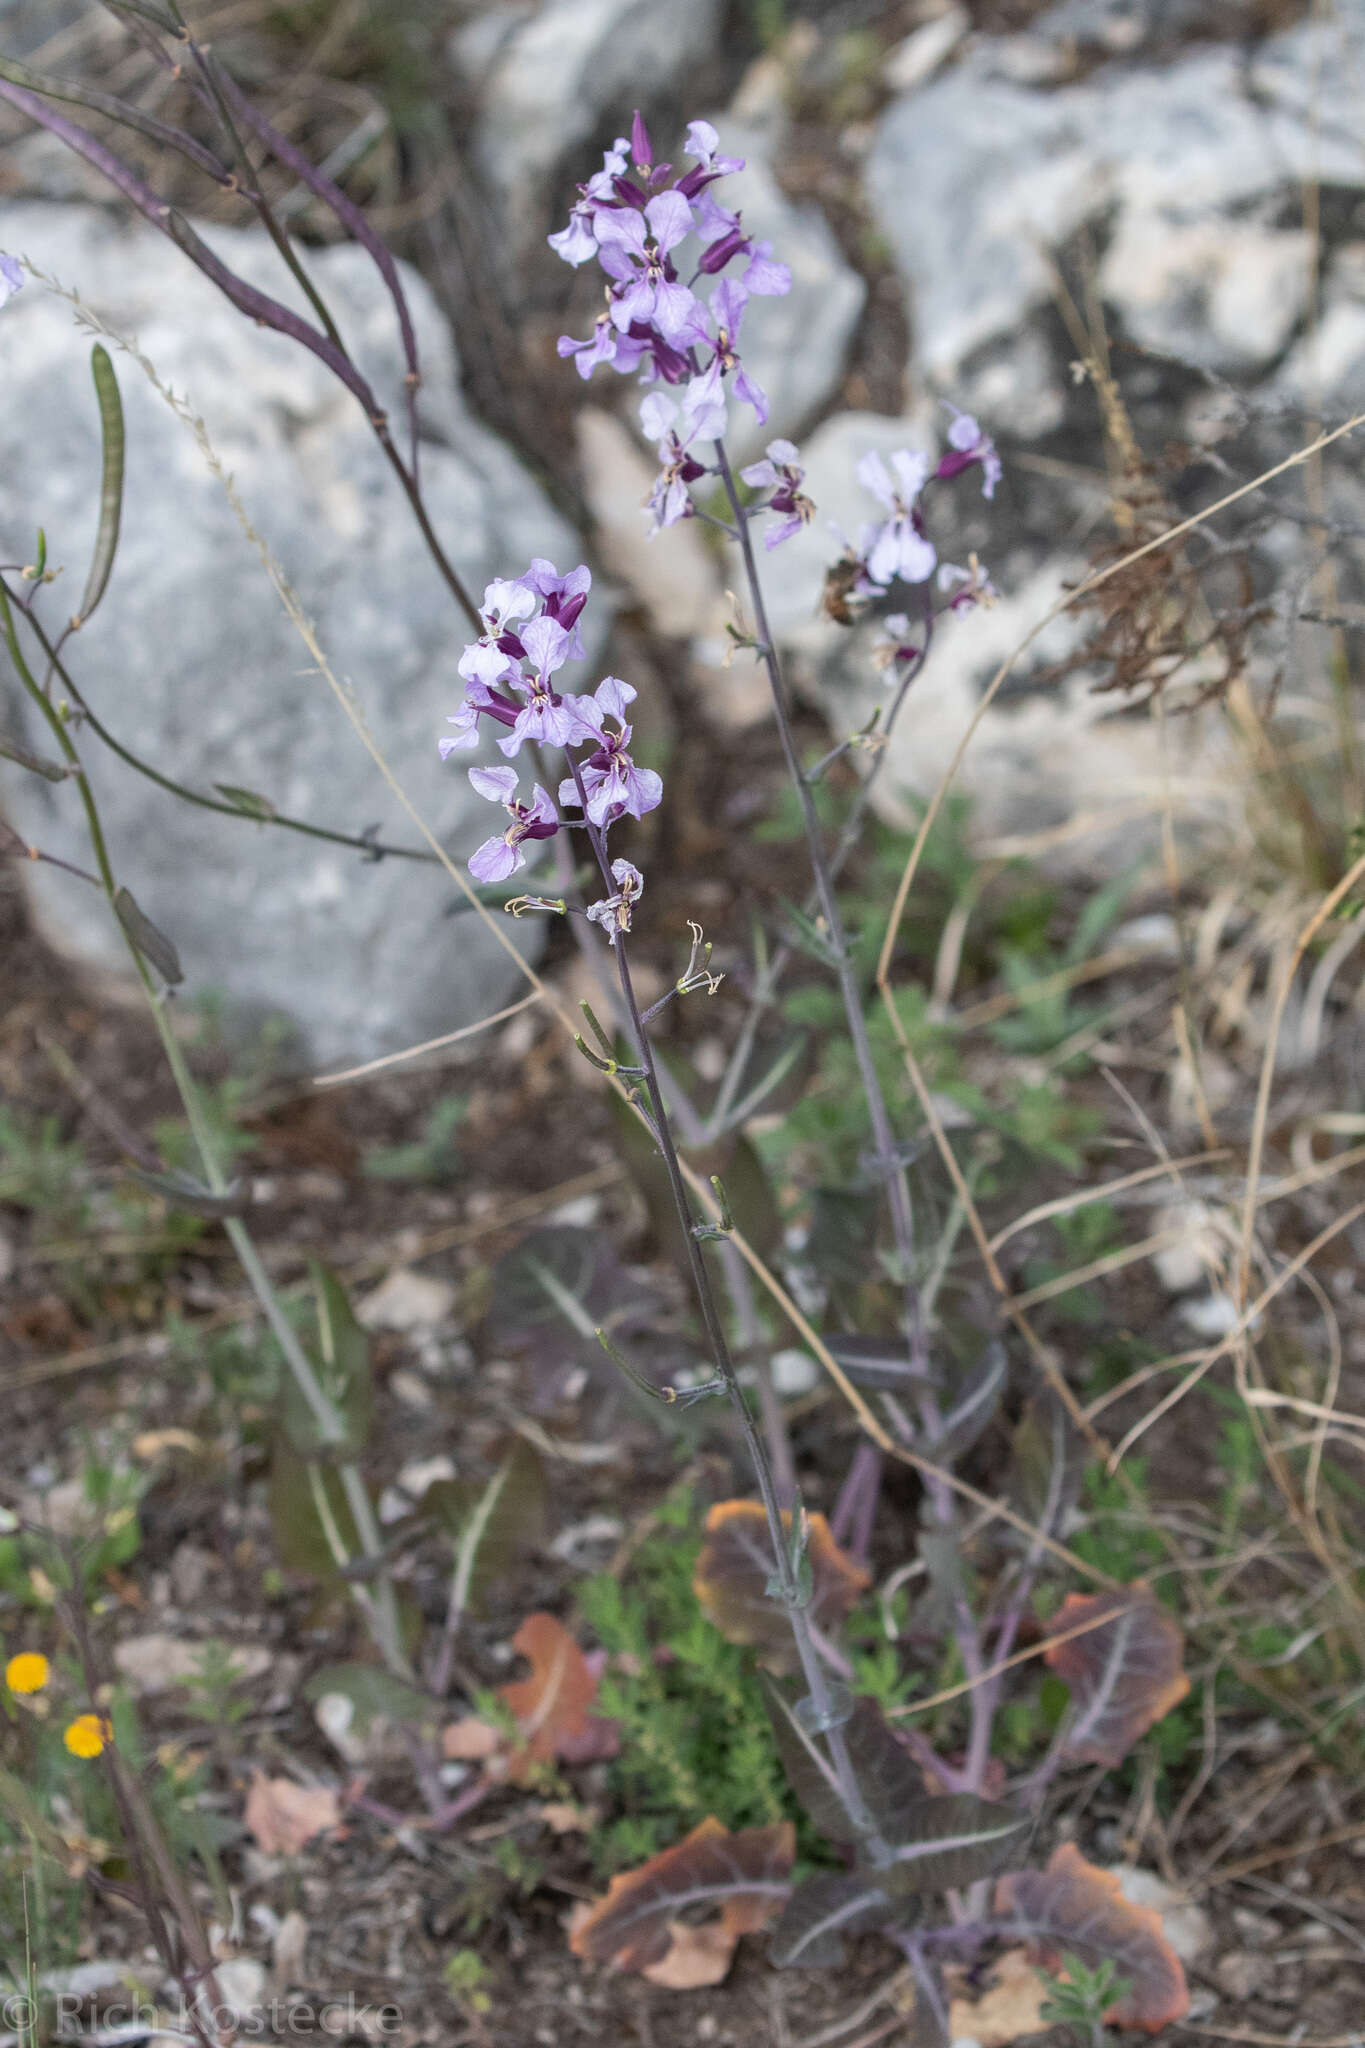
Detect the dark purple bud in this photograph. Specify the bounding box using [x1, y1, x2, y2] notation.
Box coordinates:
[524, 817, 560, 843]
[934, 450, 974, 483]
[699, 229, 747, 274]
[554, 590, 589, 632]
[675, 165, 718, 200]
[630, 325, 689, 382]
[610, 174, 648, 210]
[482, 692, 521, 729]
[631, 109, 653, 169]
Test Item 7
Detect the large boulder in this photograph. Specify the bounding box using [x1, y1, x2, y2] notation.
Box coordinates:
[867, 5, 1365, 411]
[0, 201, 590, 1063]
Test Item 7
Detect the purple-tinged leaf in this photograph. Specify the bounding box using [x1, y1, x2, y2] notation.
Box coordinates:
[1044, 1584, 1189, 1768]
[770, 1873, 895, 1968]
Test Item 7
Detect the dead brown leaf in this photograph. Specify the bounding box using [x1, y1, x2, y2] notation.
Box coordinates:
[441, 1716, 503, 1762]
[946, 1949, 1050, 2046]
[243, 1772, 341, 1856]
[570, 1817, 794, 1980]
[693, 1501, 870, 1672]
[498, 1611, 618, 1780]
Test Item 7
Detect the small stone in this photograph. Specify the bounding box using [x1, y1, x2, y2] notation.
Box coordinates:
[211, 1958, 267, 2023]
[1181, 1290, 1241, 1339]
[356, 1267, 457, 1332]
[389, 1369, 434, 1410]
[769, 1348, 820, 1397]
[1215, 1951, 1271, 2001]
[397, 1454, 456, 1498]
[1152, 1201, 1223, 1295]
[1115, 1868, 1213, 1964]
[169, 1542, 214, 1607]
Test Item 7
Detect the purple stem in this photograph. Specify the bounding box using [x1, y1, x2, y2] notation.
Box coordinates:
[208, 61, 424, 483]
[830, 1440, 882, 1565]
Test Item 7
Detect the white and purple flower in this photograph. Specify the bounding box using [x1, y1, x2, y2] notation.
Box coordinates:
[586, 858, 645, 946]
[855, 449, 937, 588]
[740, 439, 813, 550]
[935, 404, 1002, 500]
[559, 677, 663, 826]
[0, 254, 23, 308]
[466, 768, 560, 884]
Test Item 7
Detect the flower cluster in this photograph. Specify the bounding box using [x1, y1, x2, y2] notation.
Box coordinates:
[550, 112, 791, 531]
[441, 562, 659, 939]
[833, 406, 1002, 633]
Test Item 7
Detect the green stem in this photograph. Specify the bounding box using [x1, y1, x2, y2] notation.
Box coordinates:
[2, 583, 412, 1680]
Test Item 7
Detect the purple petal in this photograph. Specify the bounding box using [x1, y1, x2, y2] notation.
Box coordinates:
[856, 450, 895, 510]
[469, 764, 518, 804]
[469, 835, 519, 883]
[521, 615, 570, 677]
[646, 188, 693, 255]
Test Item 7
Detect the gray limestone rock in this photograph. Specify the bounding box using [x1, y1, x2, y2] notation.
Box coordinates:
[703, 120, 867, 464]
[0, 202, 591, 1064]
[866, 8, 1365, 392]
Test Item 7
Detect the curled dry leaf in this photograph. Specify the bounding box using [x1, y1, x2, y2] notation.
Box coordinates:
[570, 1816, 794, 1985]
[498, 1611, 619, 1780]
[441, 1717, 503, 1762]
[945, 1950, 1049, 2047]
[693, 1501, 870, 1671]
[243, 1772, 342, 1857]
[1044, 1584, 1189, 1768]
[995, 1842, 1190, 2031]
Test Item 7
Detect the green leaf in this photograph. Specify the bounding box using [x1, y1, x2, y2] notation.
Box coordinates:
[281, 1262, 372, 1458]
[77, 344, 125, 627]
[114, 885, 183, 985]
[266, 1442, 358, 1582]
[125, 1165, 247, 1217]
[425, 1440, 547, 1618]
[213, 783, 278, 822]
[303, 1661, 432, 1731]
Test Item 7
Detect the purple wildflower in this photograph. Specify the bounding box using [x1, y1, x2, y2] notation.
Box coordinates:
[466, 767, 559, 884]
[742, 240, 791, 297]
[547, 136, 630, 266]
[498, 615, 589, 757]
[855, 449, 937, 588]
[586, 858, 645, 946]
[560, 677, 663, 825]
[871, 613, 922, 678]
[937, 555, 998, 612]
[639, 392, 708, 530]
[595, 191, 702, 341]
[547, 112, 788, 438]
[0, 254, 23, 307]
[935, 403, 1002, 500]
[518, 559, 592, 655]
[681, 120, 745, 179]
[740, 439, 813, 550]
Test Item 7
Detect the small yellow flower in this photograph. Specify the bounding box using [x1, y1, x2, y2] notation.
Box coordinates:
[5, 1652, 50, 1695]
[63, 1713, 112, 1759]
